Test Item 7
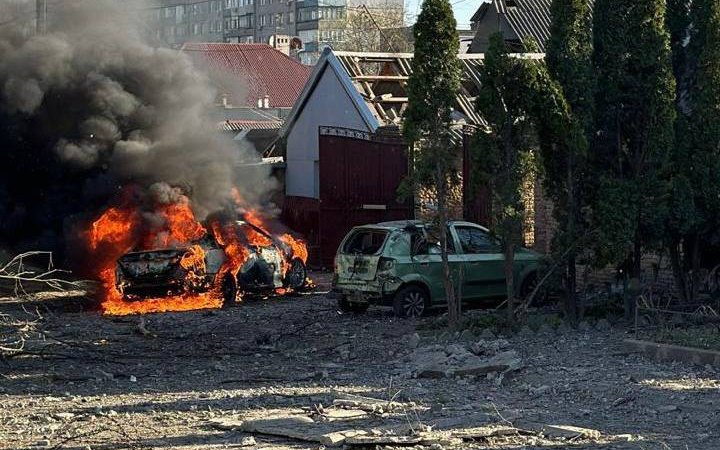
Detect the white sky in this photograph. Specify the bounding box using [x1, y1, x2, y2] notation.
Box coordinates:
[405, 0, 485, 29]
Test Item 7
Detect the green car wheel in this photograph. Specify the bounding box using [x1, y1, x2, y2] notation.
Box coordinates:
[393, 285, 429, 318]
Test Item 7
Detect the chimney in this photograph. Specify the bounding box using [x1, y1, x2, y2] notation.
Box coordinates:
[263, 95, 270, 109]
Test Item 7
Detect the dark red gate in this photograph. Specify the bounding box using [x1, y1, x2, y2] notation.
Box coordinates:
[317, 126, 412, 266]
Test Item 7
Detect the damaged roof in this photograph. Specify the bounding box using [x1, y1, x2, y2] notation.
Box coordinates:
[181, 43, 312, 108]
[471, 0, 594, 52]
[279, 48, 543, 144]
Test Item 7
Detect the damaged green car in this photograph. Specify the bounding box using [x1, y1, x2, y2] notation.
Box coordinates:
[332, 221, 541, 318]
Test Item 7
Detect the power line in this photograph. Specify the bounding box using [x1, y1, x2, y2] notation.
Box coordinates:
[140, 0, 217, 10]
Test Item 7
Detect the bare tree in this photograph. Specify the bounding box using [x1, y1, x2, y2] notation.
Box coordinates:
[335, 2, 413, 53]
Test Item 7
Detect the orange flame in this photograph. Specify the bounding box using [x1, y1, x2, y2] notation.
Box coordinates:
[279, 233, 308, 264]
[87, 188, 310, 315]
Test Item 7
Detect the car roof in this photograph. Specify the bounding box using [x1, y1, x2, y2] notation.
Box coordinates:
[358, 220, 490, 233]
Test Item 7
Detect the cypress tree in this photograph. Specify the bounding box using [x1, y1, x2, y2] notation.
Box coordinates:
[473, 34, 537, 323]
[591, 0, 676, 317]
[402, 0, 462, 324]
[542, 0, 593, 321]
[668, 0, 720, 301]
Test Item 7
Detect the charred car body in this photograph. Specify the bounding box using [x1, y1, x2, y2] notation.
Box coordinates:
[115, 220, 307, 305]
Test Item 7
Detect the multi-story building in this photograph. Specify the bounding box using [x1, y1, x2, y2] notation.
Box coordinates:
[145, 0, 225, 47]
[295, 0, 347, 64]
[0, 0, 38, 36]
[144, 0, 404, 63]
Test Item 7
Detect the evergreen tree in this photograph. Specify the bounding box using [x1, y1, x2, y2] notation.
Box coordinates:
[667, 0, 720, 301]
[402, 0, 462, 324]
[542, 0, 593, 321]
[591, 0, 676, 318]
[473, 34, 537, 323]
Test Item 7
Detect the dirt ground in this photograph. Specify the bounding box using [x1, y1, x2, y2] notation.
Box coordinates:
[1, 273, 719, 450]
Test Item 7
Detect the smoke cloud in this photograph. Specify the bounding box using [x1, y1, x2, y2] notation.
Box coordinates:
[0, 0, 272, 257]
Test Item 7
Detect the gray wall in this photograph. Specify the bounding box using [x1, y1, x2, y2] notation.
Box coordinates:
[286, 64, 371, 198]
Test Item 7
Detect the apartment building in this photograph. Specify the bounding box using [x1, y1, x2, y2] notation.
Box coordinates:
[146, 0, 225, 47]
[145, 0, 403, 64]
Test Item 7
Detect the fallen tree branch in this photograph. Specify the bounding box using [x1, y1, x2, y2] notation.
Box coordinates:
[0, 251, 88, 297]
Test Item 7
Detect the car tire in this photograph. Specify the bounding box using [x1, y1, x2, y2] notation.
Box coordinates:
[284, 258, 307, 290]
[221, 274, 237, 308]
[393, 285, 429, 318]
[338, 296, 369, 314]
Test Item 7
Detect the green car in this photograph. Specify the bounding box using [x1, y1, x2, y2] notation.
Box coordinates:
[332, 220, 541, 318]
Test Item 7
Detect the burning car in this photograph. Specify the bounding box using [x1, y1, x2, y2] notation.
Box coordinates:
[114, 219, 308, 307]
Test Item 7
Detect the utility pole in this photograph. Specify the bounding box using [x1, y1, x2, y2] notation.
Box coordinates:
[36, 0, 47, 34]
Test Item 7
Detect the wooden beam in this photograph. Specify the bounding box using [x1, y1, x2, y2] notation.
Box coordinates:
[352, 75, 408, 81]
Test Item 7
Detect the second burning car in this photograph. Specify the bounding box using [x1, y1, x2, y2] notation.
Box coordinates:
[115, 220, 307, 306]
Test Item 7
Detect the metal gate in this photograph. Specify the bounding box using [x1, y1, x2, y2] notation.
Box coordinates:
[318, 126, 412, 266]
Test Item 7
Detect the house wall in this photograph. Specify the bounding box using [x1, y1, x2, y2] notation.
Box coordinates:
[469, 7, 518, 53]
[285, 65, 372, 198]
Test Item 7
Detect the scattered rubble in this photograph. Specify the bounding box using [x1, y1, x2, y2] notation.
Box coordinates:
[1, 277, 717, 449]
[404, 340, 523, 380]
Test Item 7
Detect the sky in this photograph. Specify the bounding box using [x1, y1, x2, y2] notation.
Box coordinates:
[405, 0, 484, 29]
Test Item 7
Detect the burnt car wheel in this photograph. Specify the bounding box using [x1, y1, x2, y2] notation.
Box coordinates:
[284, 258, 307, 290]
[221, 275, 237, 308]
[393, 285, 429, 319]
[338, 296, 369, 314]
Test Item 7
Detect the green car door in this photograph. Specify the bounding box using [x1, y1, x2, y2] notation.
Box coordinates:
[452, 224, 506, 299]
[408, 226, 462, 305]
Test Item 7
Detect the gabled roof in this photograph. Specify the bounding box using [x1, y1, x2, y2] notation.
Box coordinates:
[181, 43, 312, 108]
[471, 0, 594, 52]
[497, 0, 553, 51]
[279, 48, 543, 144]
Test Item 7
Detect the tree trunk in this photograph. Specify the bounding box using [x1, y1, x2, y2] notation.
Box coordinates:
[567, 253, 578, 322]
[690, 233, 701, 302]
[565, 151, 578, 323]
[626, 229, 642, 323]
[437, 168, 458, 327]
[670, 240, 688, 303]
[504, 242, 515, 324]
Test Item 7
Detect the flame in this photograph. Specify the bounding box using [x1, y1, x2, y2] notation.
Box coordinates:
[279, 233, 308, 263]
[86, 188, 311, 315]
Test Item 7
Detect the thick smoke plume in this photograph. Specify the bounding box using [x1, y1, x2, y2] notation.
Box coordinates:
[0, 0, 272, 258]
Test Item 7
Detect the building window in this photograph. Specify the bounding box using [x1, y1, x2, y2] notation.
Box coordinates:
[164, 6, 174, 18]
[193, 23, 200, 34]
[260, 15, 266, 26]
[288, 11, 294, 23]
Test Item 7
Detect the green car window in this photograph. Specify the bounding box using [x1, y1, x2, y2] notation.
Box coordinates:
[455, 226, 498, 254]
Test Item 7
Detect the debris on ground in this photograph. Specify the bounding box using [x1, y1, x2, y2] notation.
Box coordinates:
[402, 339, 523, 380]
[1, 273, 718, 449]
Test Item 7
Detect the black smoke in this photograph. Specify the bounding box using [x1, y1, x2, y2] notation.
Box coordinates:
[0, 1, 271, 261]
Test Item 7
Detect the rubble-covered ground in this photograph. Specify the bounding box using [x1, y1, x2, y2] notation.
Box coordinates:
[1, 273, 719, 450]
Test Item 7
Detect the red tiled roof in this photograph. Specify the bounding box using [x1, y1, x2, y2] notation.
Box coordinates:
[219, 119, 282, 131]
[182, 43, 311, 108]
